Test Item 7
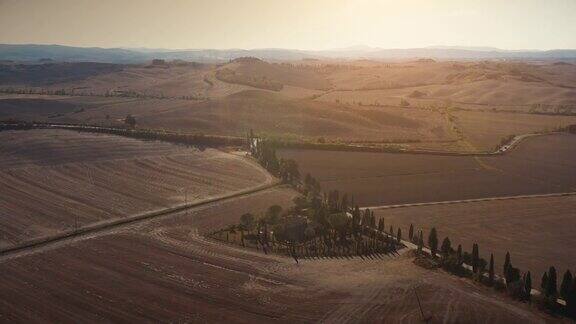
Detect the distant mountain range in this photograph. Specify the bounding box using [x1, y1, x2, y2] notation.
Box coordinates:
[1, 44, 576, 63]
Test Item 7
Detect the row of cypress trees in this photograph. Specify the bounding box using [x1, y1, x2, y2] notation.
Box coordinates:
[248, 132, 576, 318]
[403, 223, 576, 318]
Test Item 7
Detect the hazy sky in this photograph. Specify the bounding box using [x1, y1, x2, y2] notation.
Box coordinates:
[1, 0, 575, 50]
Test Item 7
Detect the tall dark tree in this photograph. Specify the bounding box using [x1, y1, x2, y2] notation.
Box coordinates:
[370, 212, 376, 229]
[389, 225, 394, 235]
[377, 218, 384, 233]
[456, 244, 462, 265]
[265, 205, 282, 224]
[340, 194, 349, 213]
[440, 237, 451, 259]
[525, 271, 532, 301]
[408, 224, 414, 241]
[329, 190, 340, 212]
[547, 266, 558, 297]
[352, 206, 361, 235]
[561, 270, 573, 300]
[279, 159, 300, 184]
[488, 253, 495, 285]
[362, 209, 371, 227]
[472, 243, 479, 273]
[504, 251, 511, 275]
[567, 279, 576, 318]
[428, 227, 438, 256]
[417, 231, 424, 254]
[396, 228, 402, 243]
[541, 271, 549, 293]
[240, 213, 255, 232]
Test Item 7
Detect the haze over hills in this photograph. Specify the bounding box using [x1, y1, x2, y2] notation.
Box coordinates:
[2, 44, 576, 63]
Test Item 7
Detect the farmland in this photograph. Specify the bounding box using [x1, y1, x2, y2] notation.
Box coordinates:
[0, 186, 558, 323]
[278, 133, 576, 206]
[3, 58, 576, 152]
[375, 194, 576, 282]
[0, 129, 272, 249]
[0, 92, 456, 144]
[1, 55, 576, 322]
[453, 109, 576, 151]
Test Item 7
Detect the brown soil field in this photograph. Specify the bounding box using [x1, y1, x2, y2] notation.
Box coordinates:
[2, 59, 576, 152]
[66, 63, 212, 98]
[0, 187, 560, 323]
[3, 60, 575, 108]
[318, 60, 576, 109]
[278, 133, 576, 206]
[454, 109, 576, 151]
[0, 129, 272, 248]
[376, 194, 576, 282]
[0, 91, 456, 143]
[134, 91, 454, 142]
[0, 60, 328, 100]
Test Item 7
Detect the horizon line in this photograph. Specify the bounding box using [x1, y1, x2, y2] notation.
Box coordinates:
[2, 43, 575, 53]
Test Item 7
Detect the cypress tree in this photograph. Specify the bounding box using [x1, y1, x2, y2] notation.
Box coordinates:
[417, 231, 423, 254]
[547, 266, 558, 297]
[377, 218, 384, 233]
[488, 253, 495, 285]
[440, 237, 451, 259]
[408, 224, 414, 241]
[352, 206, 361, 235]
[389, 225, 393, 235]
[341, 194, 348, 212]
[541, 271, 549, 293]
[525, 271, 532, 300]
[561, 270, 573, 300]
[472, 243, 479, 273]
[456, 244, 462, 265]
[504, 251, 511, 275]
[428, 227, 438, 257]
[362, 209, 370, 227]
[567, 279, 576, 318]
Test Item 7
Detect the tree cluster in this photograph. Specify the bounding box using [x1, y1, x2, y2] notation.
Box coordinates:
[0, 120, 245, 147]
[250, 138, 300, 185]
[411, 224, 576, 317]
[0, 87, 205, 100]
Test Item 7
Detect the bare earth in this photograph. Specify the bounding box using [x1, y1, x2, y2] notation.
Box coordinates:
[0, 186, 562, 323]
[1, 59, 576, 322]
[2, 59, 576, 152]
[0, 129, 272, 248]
[279, 133, 576, 206]
[375, 194, 576, 281]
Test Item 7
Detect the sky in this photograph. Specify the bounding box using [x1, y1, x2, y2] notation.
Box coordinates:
[1, 0, 575, 50]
